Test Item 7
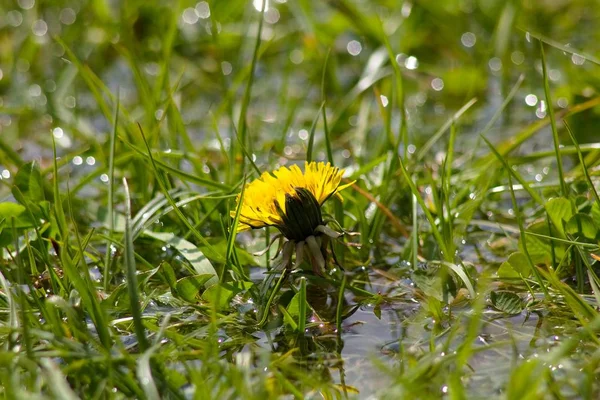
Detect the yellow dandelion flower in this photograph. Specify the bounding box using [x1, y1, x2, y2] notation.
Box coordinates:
[232, 161, 354, 241]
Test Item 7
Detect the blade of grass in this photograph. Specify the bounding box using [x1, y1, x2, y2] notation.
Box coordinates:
[235, 0, 266, 175]
[481, 135, 545, 206]
[321, 49, 334, 164]
[540, 41, 568, 197]
[123, 177, 149, 352]
[297, 277, 307, 334]
[564, 120, 600, 204]
[137, 125, 225, 263]
[306, 102, 325, 163]
[506, 172, 550, 298]
[416, 98, 477, 161]
[397, 155, 449, 260]
[104, 90, 119, 290]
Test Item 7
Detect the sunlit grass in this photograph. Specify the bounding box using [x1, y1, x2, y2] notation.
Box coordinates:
[1, 0, 600, 398]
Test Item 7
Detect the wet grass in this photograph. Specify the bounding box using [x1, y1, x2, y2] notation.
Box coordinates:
[2, 0, 600, 398]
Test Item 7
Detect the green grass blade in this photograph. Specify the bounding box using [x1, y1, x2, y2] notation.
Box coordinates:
[123, 177, 149, 352]
[540, 41, 568, 197]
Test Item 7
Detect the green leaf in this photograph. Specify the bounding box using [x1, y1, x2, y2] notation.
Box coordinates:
[521, 233, 552, 266]
[498, 252, 531, 278]
[411, 270, 444, 301]
[12, 161, 45, 203]
[0, 202, 25, 220]
[144, 231, 218, 287]
[201, 240, 257, 267]
[175, 274, 214, 302]
[591, 202, 600, 227]
[279, 304, 298, 330]
[545, 197, 573, 237]
[201, 281, 254, 310]
[490, 291, 523, 315]
[565, 213, 598, 240]
[159, 262, 177, 289]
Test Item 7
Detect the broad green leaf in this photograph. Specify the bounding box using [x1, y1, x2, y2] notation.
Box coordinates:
[144, 231, 218, 287]
[498, 252, 531, 278]
[566, 213, 598, 241]
[490, 291, 523, 315]
[200, 240, 257, 267]
[201, 281, 254, 310]
[175, 274, 214, 302]
[411, 270, 444, 301]
[591, 202, 600, 227]
[159, 262, 177, 289]
[12, 161, 45, 203]
[286, 292, 301, 318]
[545, 197, 573, 236]
[0, 202, 25, 220]
[521, 233, 552, 266]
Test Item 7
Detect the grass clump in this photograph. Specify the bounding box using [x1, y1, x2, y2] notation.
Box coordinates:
[2, 0, 600, 398]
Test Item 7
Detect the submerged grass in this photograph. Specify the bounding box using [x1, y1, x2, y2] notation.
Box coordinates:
[1, 0, 600, 398]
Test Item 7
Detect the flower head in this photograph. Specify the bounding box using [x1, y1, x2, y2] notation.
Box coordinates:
[232, 162, 354, 241]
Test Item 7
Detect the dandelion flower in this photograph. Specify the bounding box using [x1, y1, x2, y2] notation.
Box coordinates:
[232, 161, 355, 273]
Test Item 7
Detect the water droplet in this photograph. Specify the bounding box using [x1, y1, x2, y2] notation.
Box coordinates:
[32, 20, 48, 36]
[221, 61, 232, 75]
[1, 170, 11, 179]
[347, 40, 362, 56]
[182, 8, 199, 24]
[488, 57, 502, 72]
[556, 97, 567, 108]
[253, 0, 269, 12]
[405, 56, 418, 70]
[53, 127, 64, 138]
[525, 94, 538, 106]
[86, 156, 96, 166]
[571, 53, 585, 65]
[461, 32, 476, 48]
[431, 78, 444, 91]
[64, 96, 76, 108]
[7, 11, 23, 27]
[290, 49, 303, 64]
[549, 69, 561, 81]
[100, 174, 109, 183]
[380, 94, 389, 107]
[265, 8, 280, 24]
[18, 0, 35, 10]
[298, 129, 309, 140]
[511, 51, 524, 65]
[72, 156, 83, 166]
[29, 84, 42, 97]
[195, 1, 211, 19]
[60, 8, 77, 25]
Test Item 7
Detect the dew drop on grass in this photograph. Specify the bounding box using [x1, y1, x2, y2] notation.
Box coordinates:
[60, 8, 77, 25]
[511, 51, 524, 65]
[32, 20, 48, 36]
[347, 40, 362, 56]
[8, 11, 23, 27]
[525, 94, 537, 106]
[405, 56, 419, 70]
[461, 32, 476, 48]
[195, 2, 210, 19]
[431, 78, 444, 91]
[571, 53, 585, 65]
